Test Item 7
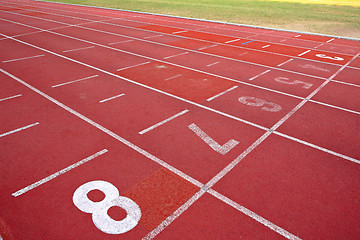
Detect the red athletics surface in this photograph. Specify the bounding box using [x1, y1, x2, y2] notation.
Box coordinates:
[0, 0, 359, 239]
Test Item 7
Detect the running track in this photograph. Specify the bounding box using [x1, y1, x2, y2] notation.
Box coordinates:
[0, 0, 360, 239]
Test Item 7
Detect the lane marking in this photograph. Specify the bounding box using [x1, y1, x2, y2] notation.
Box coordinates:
[172, 30, 188, 34]
[62, 45, 94, 52]
[294, 35, 301, 38]
[262, 45, 270, 49]
[138, 109, 189, 135]
[0, 122, 39, 138]
[116, 61, 151, 71]
[12, 149, 108, 197]
[197, 44, 218, 50]
[206, 85, 238, 101]
[225, 39, 241, 44]
[163, 51, 189, 59]
[0, 94, 22, 102]
[51, 74, 98, 88]
[249, 69, 271, 81]
[298, 49, 311, 56]
[2, 54, 44, 63]
[108, 39, 134, 45]
[241, 40, 254, 45]
[164, 74, 182, 81]
[208, 189, 302, 240]
[280, 39, 287, 42]
[0, 68, 204, 194]
[309, 99, 360, 115]
[188, 123, 240, 155]
[277, 58, 294, 67]
[143, 34, 163, 39]
[206, 61, 219, 67]
[99, 93, 125, 103]
[327, 38, 335, 43]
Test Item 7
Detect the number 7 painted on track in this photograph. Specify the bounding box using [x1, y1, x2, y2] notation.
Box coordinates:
[188, 123, 239, 155]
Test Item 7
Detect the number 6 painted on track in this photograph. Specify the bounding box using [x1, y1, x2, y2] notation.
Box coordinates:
[238, 96, 282, 112]
[315, 54, 344, 61]
[73, 180, 141, 234]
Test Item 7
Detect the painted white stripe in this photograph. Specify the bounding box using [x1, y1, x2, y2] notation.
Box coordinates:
[0, 122, 39, 138]
[206, 61, 219, 67]
[188, 123, 240, 155]
[62, 46, 94, 52]
[206, 86, 238, 101]
[143, 189, 206, 240]
[139, 109, 189, 135]
[163, 52, 189, 59]
[12, 149, 108, 197]
[108, 39, 134, 45]
[0, 68, 204, 193]
[277, 58, 294, 67]
[225, 39, 241, 44]
[298, 49, 311, 56]
[99, 93, 125, 103]
[262, 44, 270, 49]
[274, 131, 360, 165]
[249, 70, 271, 81]
[143, 34, 163, 39]
[0, 94, 22, 102]
[2, 54, 44, 63]
[208, 189, 302, 240]
[117, 61, 151, 71]
[164, 74, 182, 81]
[294, 35, 301, 38]
[172, 30, 188, 34]
[280, 39, 287, 42]
[51, 74, 98, 88]
[309, 100, 360, 115]
[197, 44, 218, 50]
[327, 38, 335, 43]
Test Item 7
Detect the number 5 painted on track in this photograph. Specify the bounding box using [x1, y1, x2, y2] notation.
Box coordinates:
[316, 54, 344, 61]
[73, 180, 141, 234]
[274, 77, 313, 89]
[238, 96, 282, 112]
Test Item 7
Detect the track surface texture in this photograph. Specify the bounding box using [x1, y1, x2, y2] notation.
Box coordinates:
[0, 0, 360, 239]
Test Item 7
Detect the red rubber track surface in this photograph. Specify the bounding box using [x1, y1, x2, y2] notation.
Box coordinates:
[0, 0, 359, 239]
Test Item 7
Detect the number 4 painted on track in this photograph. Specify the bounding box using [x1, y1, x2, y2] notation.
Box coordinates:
[188, 123, 239, 155]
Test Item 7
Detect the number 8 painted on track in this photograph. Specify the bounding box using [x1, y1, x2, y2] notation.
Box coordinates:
[73, 180, 141, 234]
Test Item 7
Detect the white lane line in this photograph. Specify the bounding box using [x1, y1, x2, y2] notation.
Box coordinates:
[1, 68, 204, 193]
[277, 58, 294, 67]
[294, 35, 301, 38]
[309, 100, 360, 115]
[99, 93, 125, 103]
[2, 54, 44, 63]
[0, 94, 22, 102]
[0, 122, 39, 138]
[280, 39, 287, 43]
[208, 189, 301, 240]
[62, 46, 94, 52]
[143, 34, 163, 39]
[249, 70, 271, 81]
[117, 61, 151, 71]
[12, 149, 108, 197]
[327, 38, 335, 43]
[274, 131, 360, 165]
[197, 44, 218, 50]
[165, 74, 182, 81]
[51, 74, 98, 88]
[225, 39, 241, 44]
[143, 189, 206, 240]
[172, 30, 188, 34]
[298, 49, 311, 56]
[139, 109, 189, 135]
[163, 52, 189, 59]
[206, 61, 219, 67]
[108, 39, 134, 45]
[262, 45, 270, 49]
[206, 86, 238, 101]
